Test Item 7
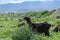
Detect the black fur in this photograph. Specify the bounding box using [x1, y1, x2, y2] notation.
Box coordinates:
[24, 17, 51, 36]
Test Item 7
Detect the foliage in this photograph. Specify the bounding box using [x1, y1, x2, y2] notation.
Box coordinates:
[12, 26, 33, 40]
[0, 10, 60, 40]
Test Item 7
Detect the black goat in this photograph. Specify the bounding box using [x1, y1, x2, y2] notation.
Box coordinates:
[24, 17, 51, 36]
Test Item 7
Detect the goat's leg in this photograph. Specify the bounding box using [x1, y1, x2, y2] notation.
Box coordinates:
[44, 30, 50, 36]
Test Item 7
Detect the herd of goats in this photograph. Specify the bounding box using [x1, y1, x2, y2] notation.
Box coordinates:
[17, 16, 60, 36]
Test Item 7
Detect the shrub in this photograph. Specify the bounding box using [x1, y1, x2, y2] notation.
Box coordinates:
[42, 11, 48, 15]
[12, 26, 32, 40]
[56, 16, 60, 19]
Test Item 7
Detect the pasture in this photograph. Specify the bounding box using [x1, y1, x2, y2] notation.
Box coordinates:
[0, 10, 60, 40]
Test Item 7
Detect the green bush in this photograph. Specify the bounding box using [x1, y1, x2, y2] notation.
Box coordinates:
[12, 26, 33, 40]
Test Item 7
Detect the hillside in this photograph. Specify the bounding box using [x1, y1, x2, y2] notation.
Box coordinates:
[51, 8, 60, 17]
[0, 10, 60, 40]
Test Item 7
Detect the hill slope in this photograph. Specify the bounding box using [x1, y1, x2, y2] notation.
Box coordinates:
[51, 8, 60, 17]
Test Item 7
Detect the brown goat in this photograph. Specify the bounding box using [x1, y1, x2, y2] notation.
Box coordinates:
[53, 24, 60, 32]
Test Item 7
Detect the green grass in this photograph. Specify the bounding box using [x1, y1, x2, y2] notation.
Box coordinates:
[0, 10, 60, 40]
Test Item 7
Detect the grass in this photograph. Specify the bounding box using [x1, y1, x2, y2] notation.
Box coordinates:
[0, 10, 60, 40]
